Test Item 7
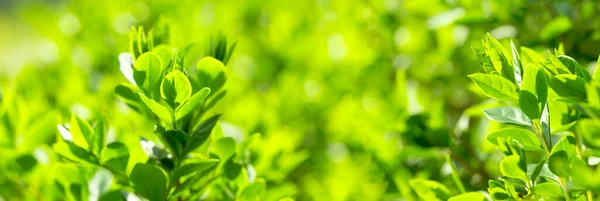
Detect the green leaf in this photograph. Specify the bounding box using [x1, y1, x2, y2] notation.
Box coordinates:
[91, 118, 107, 157]
[548, 151, 570, 178]
[489, 188, 510, 200]
[500, 155, 528, 181]
[203, 90, 227, 111]
[551, 135, 576, 158]
[138, 92, 172, 124]
[129, 163, 167, 201]
[448, 192, 488, 201]
[223, 159, 242, 179]
[472, 47, 498, 74]
[547, 51, 572, 75]
[520, 47, 544, 67]
[578, 119, 600, 148]
[535, 182, 563, 197]
[593, 55, 600, 82]
[196, 57, 227, 93]
[152, 45, 173, 67]
[133, 52, 164, 98]
[210, 137, 236, 162]
[159, 130, 189, 157]
[172, 159, 219, 180]
[15, 154, 37, 173]
[239, 178, 266, 201]
[160, 70, 192, 107]
[486, 128, 541, 150]
[483, 106, 532, 127]
[548, 135, 576, 178]
[53, 141, 98, 164]
[98, 190, 125, 201]
[529, 158, 546, 182]
[510, 40, 523, 86]
[557, 55, 591, 81]
[175, 87, 210, 120]
[549, 74, 587, 100]
[100, 142, 129, 174]
[70, 115, 93, 150]
[540, 16, 573, 41]
[115, 83, 142, 104]
[469, 74, 520, 102]
[184, 115, 220, 155]
[486, 38, 515, 83]
[408, 179, 451, 201]
[519, 64, 548, 119]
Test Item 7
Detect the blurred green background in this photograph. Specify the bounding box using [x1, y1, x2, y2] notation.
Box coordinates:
[2, 0, 600, 200]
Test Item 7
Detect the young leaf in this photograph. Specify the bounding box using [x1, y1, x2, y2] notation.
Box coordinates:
[520, 47, 544, 68]
[175, 87, 210, 120]
[486, 128, 541, 150]
[196, 57, 227, 93]
[534, 182, 563, 197]
[239, 178, 266, 201]
[408, 179, 451, 201]
[129, 163, 167, 201]
[510, 40, 523, 86]
[548, 151, 569, 177]
[209, 137, 236, 162]
[557, 55, 591, 81]
[115, 83, 143, 106]
[483, 107, 532, 127]
[100, 142, 129, 174]
[549, 74, 587, 100]
[133, 52, 164, 97]
[500, 155, 528, 181]
[160, 70, 192, 107]
[91, 118, 107, 157]
[551, 134, 576, 158]
[448, 192, 488, 201]
[138, 92, 172, 124]
[53, 141, 98, 164]
[547, 51, 572, 74]
[485, 34, 515, 83]
[70, 115, 94, 150]
[469, 74, 520, 102]
[152, 45, 173, 67]
[472, 47, 497, 74]
[519, 64, 548, 119]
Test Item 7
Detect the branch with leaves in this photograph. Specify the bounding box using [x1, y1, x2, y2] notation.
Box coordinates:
[52, 26, 268, 201]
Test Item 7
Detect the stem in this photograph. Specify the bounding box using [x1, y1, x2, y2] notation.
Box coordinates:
[557, 177, 571, 200]
[532, 120, 551, 153]
[572, 128, 592, 201]
[446, 155, 466, 194]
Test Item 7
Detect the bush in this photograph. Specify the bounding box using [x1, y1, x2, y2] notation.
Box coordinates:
[2, 0, 600, 201]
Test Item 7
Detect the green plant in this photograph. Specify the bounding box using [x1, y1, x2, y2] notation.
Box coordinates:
[407, 33, 600, 201]
[466, 34, 600, 201]
[51, 27, 267, 201]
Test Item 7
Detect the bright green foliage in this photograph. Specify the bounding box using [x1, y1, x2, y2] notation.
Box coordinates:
[4, 1, 600, 201]
[468, 33, 600, 201]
